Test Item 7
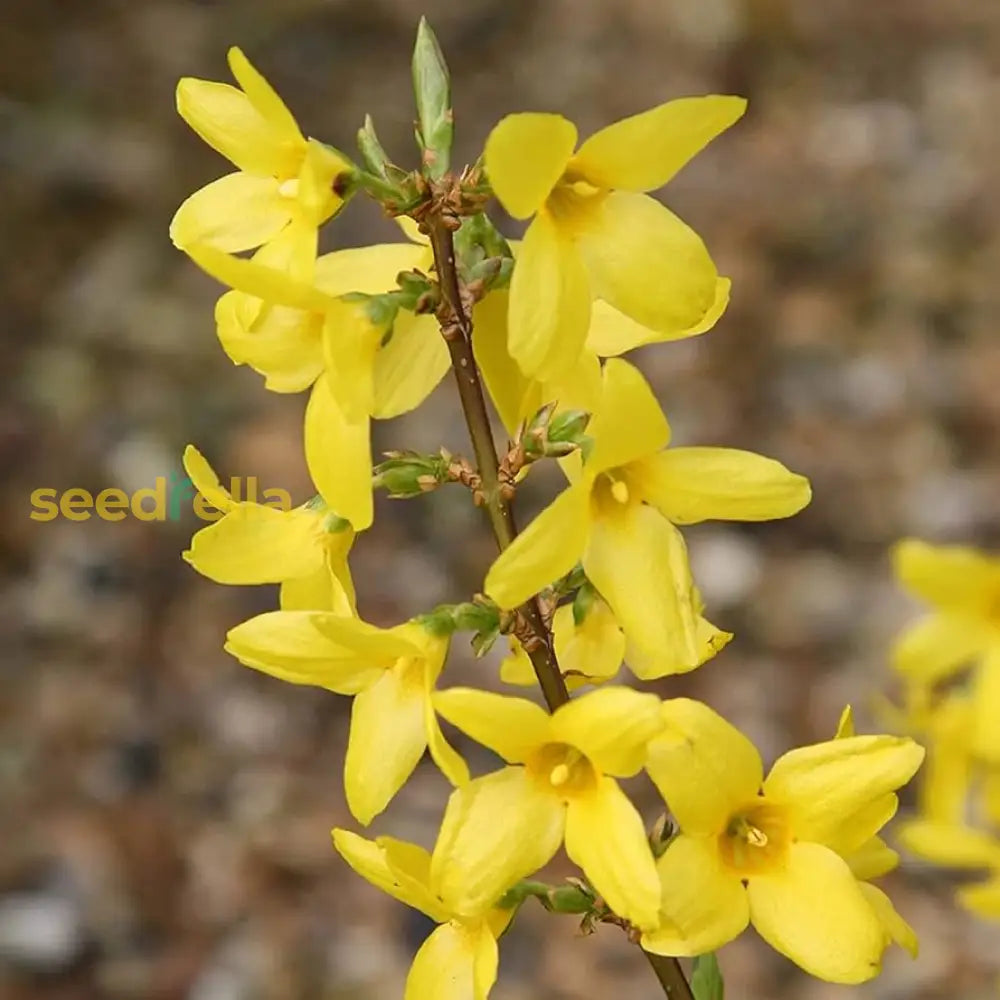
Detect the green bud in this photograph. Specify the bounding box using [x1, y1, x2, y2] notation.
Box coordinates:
[412, 17, 453, 179]
[373, 450, 449, 498]
[548, 408, 591, 445]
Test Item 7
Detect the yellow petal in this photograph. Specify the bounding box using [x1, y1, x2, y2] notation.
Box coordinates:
[471, 921, 500, 1000]
[564, 776, 660, 930]
[430, 768, 566, 918]
[971, 647, 1000, 763]
[822, 794, 898, 858]
[552, 601, 624, 683]
[747, 842, 885, 984]
[958, 877, 1000, 919]
[345, 665, 427, 824]
[331, 829, 450, 922]
[484, 484, 590, 609]
[842, 836, 899, 881]
[647, 699, 763, 836]
[175, 78, 298, 178]
[224, 610, 385, 694]
[897, 820, 1000, 868]
[892, 538, 1000, 613]
[182, 444, 232, 511]
[184, 240, 335, 311]
[633, 447, 811, 524]
[304, 375, 373, 530]
[296, 137, 351, 226]
[279, 562, 354, 615]
[507, 211, 591, 380]
[763, 735, 925, 847]
[551, 687, 663, 777]
[170, 173, 291, 252]
[484, 113, 576, 219]
[498, 638, 535, 687]
[585, 358, 669, 474]
[571, 96, 747, 192]
[314, 242, 426, 296]
[642, 834, 749, 956]
[404, 921, 487, 1000]
[321, 300, 381, 421]
[226, 47, 302, 147]
[920, 692, 974, 823]
[859, 883, 918, 958]
[471, 290, 530, 435]
[184, 505, 325, 583]
[373, 313, 451, 418]
[583, 506, 702, 677]
[891, 613, 987, 684]
[585, 278, 730, 356]
[575, 192, 716, 334]
[433, 689, 550, 764]
[216, 291, 325, 393]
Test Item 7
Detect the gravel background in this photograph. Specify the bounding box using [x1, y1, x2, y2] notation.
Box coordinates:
[3, 1, 999, 998]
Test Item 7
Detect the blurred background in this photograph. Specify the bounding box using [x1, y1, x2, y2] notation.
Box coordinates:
[3, 0, 1000, 997]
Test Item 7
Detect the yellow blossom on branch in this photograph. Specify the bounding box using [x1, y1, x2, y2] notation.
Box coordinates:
[484, 96, 744, 378]
[430, 686, 664, 930]
[333, 829, 512, 1000]
[484, 358, 809, 677]
[171, 47, 353, 252]
[225, 613, 468, 823]
[642, 699, 924, 982]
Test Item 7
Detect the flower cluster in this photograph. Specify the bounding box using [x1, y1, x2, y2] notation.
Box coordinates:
[172, 21, 925, 998]
[886, 539, 1000, 922]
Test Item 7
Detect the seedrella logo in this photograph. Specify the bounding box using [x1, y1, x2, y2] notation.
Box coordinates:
[29, 470, 292, 522]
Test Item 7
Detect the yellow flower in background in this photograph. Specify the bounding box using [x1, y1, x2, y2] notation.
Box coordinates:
[431, 686, 664, 929]
[892, 539, 1000, 764]
[642, 699, 923, 982]
[333, 829, 512, 1000]
[484, 359, 809, 677]
[182, 445, 356, 614]
[171, 47, 353, 251]
[184, 222, 450, 530]
[225, 614, 468, 824]
[484, 96, 745, 378]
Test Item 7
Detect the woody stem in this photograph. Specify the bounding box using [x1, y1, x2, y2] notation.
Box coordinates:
[427, 218, 569, 712]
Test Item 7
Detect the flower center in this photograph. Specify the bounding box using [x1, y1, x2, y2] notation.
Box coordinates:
[590, 469, 636, 517]
[527, 742, 597, 797]
[718, 800, 790, 876]
[546, 176, 608, 236]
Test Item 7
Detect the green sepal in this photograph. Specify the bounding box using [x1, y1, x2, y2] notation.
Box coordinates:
[691, 953, 724, 1000]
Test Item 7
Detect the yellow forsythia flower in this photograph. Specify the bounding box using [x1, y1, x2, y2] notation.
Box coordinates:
[892, 539, 1000, 764]
[430, 686, 664, 930]
[333, 829, 511, 1000]
[485, 358, 809, 677]
[642, 699, 924, 982]
[182, 445, 355, 614]
[225, 615, 468, 823]
[171, 47, 352, 251]
[184, 222, 448, 529]
[484, 96, 744, 378]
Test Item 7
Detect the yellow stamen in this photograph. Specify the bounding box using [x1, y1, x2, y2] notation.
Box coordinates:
[611, 480, 630, 504]
[549, 763, 571, 787]
[745, 825, 768, 847]
[278, 178, 300, 198]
